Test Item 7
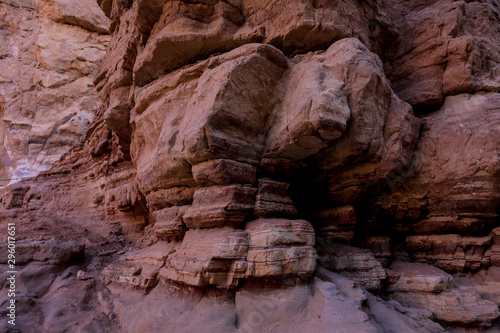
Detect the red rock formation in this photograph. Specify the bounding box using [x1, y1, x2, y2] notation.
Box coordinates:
[0, 0, 499, 332]
[0, 0, 110, 186]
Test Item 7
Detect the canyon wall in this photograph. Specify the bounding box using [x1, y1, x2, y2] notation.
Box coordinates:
[0, 0, 109, 187]
[0, 0, 499, 332]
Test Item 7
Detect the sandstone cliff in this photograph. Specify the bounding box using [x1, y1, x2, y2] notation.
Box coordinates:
[0, 0, 499, 332]
[0, 0, 109, 187]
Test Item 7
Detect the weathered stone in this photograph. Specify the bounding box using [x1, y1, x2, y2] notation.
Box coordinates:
[245, 219, 315, 248]
[253, 178, 297, 218]
[183, 185, 256, 229]
[310, 38, 420, 205]
[361, 236, 393, 267]
[388, 281, 500, 327]
[406, 234, 492, 272]
[469, 267, 500, 305]
[491, 227, 500, 267]
[0, 183, 30, 209]
[386, 261, 454, 293]
[377, 93, 500, 268]
[103, 178, 147, 233]
[145, 187, 195, 211]
[385, 262, 500, 327]
[245, 246, 316, 279]
[192, 159, 257, 187]
[152, 206, 188, 241]
[314, 267, 448, 333]
[412, 216, 496, 235]
[0, 0, 109, 185]
[383, 0, 500, 107]
[160, 229, 249, 288]
[77, 270, 93, 280]
[6, 239, 85, 265]
[262, 54, 350, 161]
[1, 0, 499, 331]
[102, 242, 176, 289]
[317, 243, 386, 290]
[244, 219, 316, 278]
[131, 43, 287, 196]
[315, 205, 357, 243]
[38, 0, 110, 33]
[131, 0, 388, 86]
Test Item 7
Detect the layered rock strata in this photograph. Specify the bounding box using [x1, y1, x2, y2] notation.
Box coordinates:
[0, 0, 110, 186]
[0, 0, 499, 331]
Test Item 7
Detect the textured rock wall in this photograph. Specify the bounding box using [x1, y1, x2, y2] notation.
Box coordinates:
[0, 0, 499, 332]
[0, 0, 109, 187]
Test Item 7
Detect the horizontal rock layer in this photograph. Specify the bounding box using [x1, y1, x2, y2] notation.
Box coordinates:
[0, 0, 109, 186]
[0, 0, 499, 331]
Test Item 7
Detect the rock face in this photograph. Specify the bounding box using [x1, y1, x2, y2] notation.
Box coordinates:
[382, 0, 500, 108]
[386, 262, 500, 327]
[245, 219, 316, 279]
[318, 243, 386, 290]
[0, 0, 110, 186]
[0, 0, 499, 332]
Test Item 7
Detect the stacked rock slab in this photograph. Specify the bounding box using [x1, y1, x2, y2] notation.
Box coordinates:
[386, 262, 500, 327]
[164, 159, 258, 287]
[317, 243, 386, 290]
[161, 229, 250, 288]
[126, 39, 417, 288]
[99, 0, 418, 289]
[314, 205, 358, 243]
[245, 219, 316, 279]
[2, 0, 500, 331]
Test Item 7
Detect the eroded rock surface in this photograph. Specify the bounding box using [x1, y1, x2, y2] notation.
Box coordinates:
[0, 0, 499, 331]
[386, 262, 500, 327]
[0, 0, 109, 186]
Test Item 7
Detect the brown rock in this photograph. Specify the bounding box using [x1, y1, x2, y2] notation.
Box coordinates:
[312, 38, 420, 205]
[131, 0, 388, 86]
[388, 281, 499, 327]
[361, 236, 393, 267]
[37, 0, 110, 33]
[245, 219, 315, 248]
[262, 53, 350, 161]
[378, 93, 500, 252]
[152, 206, 188, 241]
[192, 159, 257, 187]
[406, 234, 492, 272]
[315, 267, 447, 333]
[1, 0, 498, 331]
[102, 242, 176, 289]
[387, 261, 454, 293]
[245, 247, 317, 279]
[0, 183, 30, 210]
[383, 0, 500, 107]
[8, 239, 85, 265]
[161, 229, 249, 288]
[77, 270, 93, 280]
[131, 44, 287, 197]
[145, 187, 195, 211]
[245, 218, 316, 279]
[253, 178, 297, 218]
[412, 216, 495, 235]
[469, 267, 500, 305]
[318, 243, 386, 290]
[385, 262, 500, 327]
[315, 205, 357, 243]
[490, 227, 500, 266]
[0, 0, 109, 185]
[103, 176, 148, 234]
[183, 184, 256, 229]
